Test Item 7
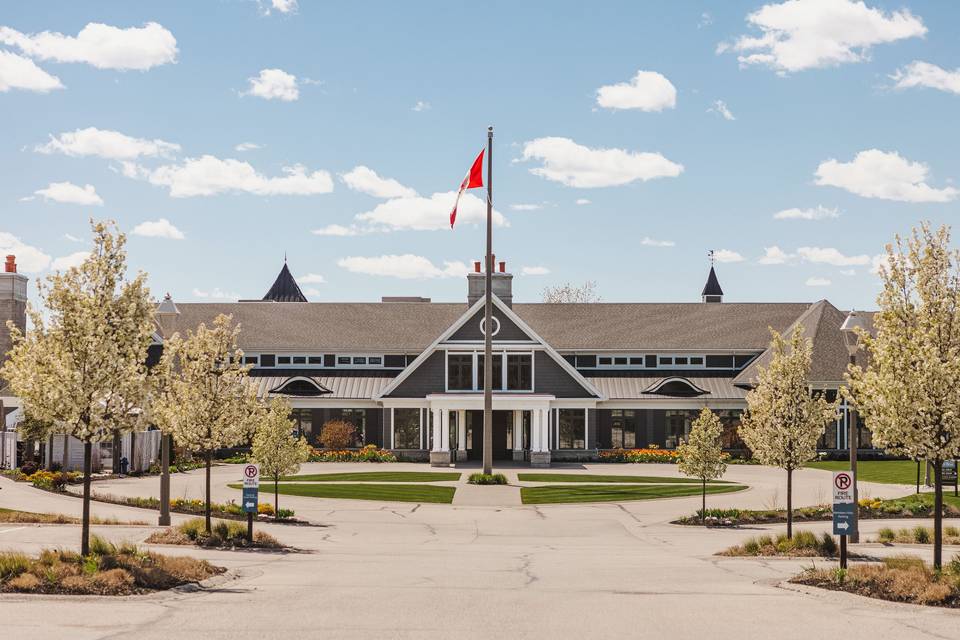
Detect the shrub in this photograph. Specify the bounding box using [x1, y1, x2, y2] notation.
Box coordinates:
[913, 525, 931, 544]
[276, 508, 295, 520]
[155, 517, 282, 549]
[257, 503, 275, 516]
[468, 473, 508, 485]
[721, 530, 839, 557]
[18, 461, 39, 476]
[0, 552, 31, 580]
[877, 527, 896, 542]
[320, 420, 358, 449]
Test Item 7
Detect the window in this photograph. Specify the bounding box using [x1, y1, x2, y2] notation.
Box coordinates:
[477, 354, 504, 391]
[614, 356, 628, 365]
[393, 408, 421, 449]
[384, 355, 406, 368]
[260, 354, 276, 367]
[705, 355, 734, 368]
[610, 409, 636, 449]
[665, 410, 695, 448]
[368, 356, 382, 365]
[598, 356, 613, 366]
[558, 409, 586, 449]
[659, 356, 673, 366]
[290, 409, 313, 441]
[674, 356, 688, 366]
[293, 356, 306, 364]
[506, 354, 532, 390]
[352, 356, 367, 365]
[690, 356, 704, 366]
[337, 356, 351, 365]
[629, 357, 644, 366]
[308, 356, 323, 365]
[339, 409, 367, 447]
[278, 356, 291, 365]
[448, 354, 473, 390]
[244, 355, 258, 365]
[575, 355, 597, 368]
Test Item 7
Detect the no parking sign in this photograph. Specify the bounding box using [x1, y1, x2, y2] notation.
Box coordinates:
[832, 471, 857, 536]
[242, 464, 259, 514]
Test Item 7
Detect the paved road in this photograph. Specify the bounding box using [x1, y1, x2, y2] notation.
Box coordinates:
[0, 464, 957, 639]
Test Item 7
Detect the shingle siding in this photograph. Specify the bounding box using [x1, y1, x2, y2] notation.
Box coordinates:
[534, 352, 595, 398]
[387, 351, 446, 397]
[449, 308, 533, 341]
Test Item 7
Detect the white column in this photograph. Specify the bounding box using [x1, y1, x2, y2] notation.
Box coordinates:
[513, 411, 523, 451]
[440, 410, 450, 451]
[543, 409, 552, 452]
[457, 410, 467, 452]
[431, 408, 443, 452]
[583, 409, 589, 450]
[531, 410, 540, 452]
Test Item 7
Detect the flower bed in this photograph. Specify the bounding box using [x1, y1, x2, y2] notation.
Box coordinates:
[309, 444, 397, 463]
[89, 492, 297, 522]
[27, 470, 83, 491]
[599, 448, 680, 464]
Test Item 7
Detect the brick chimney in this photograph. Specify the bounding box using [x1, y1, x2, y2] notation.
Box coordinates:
[467, 257, 513, 307]
[0, 255, 28, 369]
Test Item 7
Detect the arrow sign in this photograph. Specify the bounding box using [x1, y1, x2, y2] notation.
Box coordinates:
[836, 521, 849, 531]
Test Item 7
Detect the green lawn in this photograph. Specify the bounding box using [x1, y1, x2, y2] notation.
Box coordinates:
[517, 473, 732, 484]
[520, 483, 746, 505]
[806, 460, 922, 485]
[228, 482, 456, 503]
[277, 471, 461, 482]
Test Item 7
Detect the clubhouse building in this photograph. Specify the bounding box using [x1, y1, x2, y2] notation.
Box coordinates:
[140, 258, 868, 467]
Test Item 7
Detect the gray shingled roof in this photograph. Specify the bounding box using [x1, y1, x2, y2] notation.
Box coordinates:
[250, 375, 390, 399]
[166, 301, 815, 352]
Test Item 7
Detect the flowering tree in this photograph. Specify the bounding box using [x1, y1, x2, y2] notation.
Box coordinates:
[846, 224, 960, 569]
[151, 314, 261, 533]
[677, 407, 728, 521]
[252, 398, 312, 515]
[1, 221, 154, 555]
[738, 326, 836, 539]
[541, 281, 601, 303]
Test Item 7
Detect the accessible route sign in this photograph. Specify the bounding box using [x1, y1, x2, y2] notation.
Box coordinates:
[832, 471, 857, 536]
[242, 463, 259, 514]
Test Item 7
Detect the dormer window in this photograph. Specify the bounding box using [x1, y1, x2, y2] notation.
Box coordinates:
[270, 376, 331, 397]
[644, 377, 708, 397]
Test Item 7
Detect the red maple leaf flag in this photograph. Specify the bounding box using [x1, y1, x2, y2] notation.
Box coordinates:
[449, 149, 485, 228]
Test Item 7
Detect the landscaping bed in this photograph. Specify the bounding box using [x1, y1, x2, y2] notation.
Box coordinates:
[146, 518, 283, 549]
[873, 525, 960, 545]
[279, 471, 460, 482]
[0, 535, 224, 595]
[468, 473, 507, 485]
[87, 492, 304, 524]
[518, 473, 731, 484]
[674, 493, 960, 526]
[792, 556, 960, 607]
[308, 445, 397, 462]
[0, 507, 145, 526]
[598, 448, 679, 463]
[520, 482, 746, 505]
[719, 530, 844, 557]
[230, 482, 456, 503]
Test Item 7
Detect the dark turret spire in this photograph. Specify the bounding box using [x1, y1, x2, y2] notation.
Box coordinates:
[263, 262, 307, 302]
[701, 252, 723, 303]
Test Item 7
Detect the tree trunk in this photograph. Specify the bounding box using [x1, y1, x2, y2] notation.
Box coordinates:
[47, 434, 54, 470]
[81, 441, 92, 556]
[62, 433, 69, 470]
[786, 467, 793, 540]
[934, 460, 943, 570]
[275, 477, 279, 516]
[158, 434, 171, 526]
[701, 478, 706, 523]
[916, 460, 921, 494]
[204, 451, 212, 533]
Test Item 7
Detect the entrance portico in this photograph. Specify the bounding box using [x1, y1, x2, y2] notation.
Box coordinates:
[425, 394, 554, 467]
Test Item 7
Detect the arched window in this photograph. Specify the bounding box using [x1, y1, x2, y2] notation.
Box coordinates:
[644, 377, 708, 397]
[269, 376, 331, 397]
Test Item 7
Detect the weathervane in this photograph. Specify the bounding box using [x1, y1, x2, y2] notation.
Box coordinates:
[708, 249, 715, 266]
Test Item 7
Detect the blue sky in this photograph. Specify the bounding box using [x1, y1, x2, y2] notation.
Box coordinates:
[2, 0, 959, 310]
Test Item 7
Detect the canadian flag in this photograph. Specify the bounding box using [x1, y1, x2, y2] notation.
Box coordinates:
[449, 149, 484, 228]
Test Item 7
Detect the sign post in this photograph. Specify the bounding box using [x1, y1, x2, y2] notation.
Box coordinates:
[832, 470, 856, 569]
[242, 463, 259, 544]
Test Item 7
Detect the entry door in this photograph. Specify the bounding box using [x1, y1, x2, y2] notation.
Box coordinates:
[466, 410, 512, 460]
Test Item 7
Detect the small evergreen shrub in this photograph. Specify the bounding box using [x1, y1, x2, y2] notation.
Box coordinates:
[468, 473, 508, 485]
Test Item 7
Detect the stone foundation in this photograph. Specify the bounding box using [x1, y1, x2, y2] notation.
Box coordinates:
[429, 451, 452, 467]
[455, 450, 468, 462]
[529, 451, 551, 468]
[512, 450, 526, 462]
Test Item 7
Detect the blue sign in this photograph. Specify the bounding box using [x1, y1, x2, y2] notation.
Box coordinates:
[833, 501, 857, 536]
[242, 486, 259, 514]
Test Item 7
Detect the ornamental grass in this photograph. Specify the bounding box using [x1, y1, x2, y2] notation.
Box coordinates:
[146, 517, 282, 549]
[720, 530, 838, 557]
[793, 556, 960, 607]
[0, 535, 223, 595]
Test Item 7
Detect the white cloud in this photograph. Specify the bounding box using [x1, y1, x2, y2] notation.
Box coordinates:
[840, 269, 856, 276]
[412, 100, 431, 112]
[0, 22, 178, 70]
[338, 255, 470, 279]
[36, 127, 179, 160]
[719, 0, 926, 74]
[520, 266, 550, 276]
[192, 287, 239, 300]
[50, 251, 90, 271]
[272, 0, 298, 13]
[758, 246, 793, 265]
[520, 137, 683, 188]
[797, 246, 870, 266]
[510, 203, 542, 211]
[235, 142, 261, 152]
[128, 155, 333, 197]
[708, 99, 735, 120]
[131, 218, 184, 240]
[596, 70, 677, 111]
[303, 287, 321, 297]
[698, 12, 713, 29]
[713, 249, 744, 263]
[891, 60, 960, 95]
[0, 232, 51, 272]
[805, 276, 831, 287]
[640, 237, 675, 247]
[341, 166, 417, 199]
[773, 205, 840, 220]
[575, 198, 591, 205]
[312, 224, 362, 237]
[64, 233, 82, 243]
[298, 273, 325, 284]
[0, 50, 62, 92]
[244, 68, 298, 101]
[32, 182, 103, 205]
[355, 191, 506, 232]
[815, 149, 957, 203]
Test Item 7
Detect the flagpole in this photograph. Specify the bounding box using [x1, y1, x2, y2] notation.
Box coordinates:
[482, 125, 494, 476]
